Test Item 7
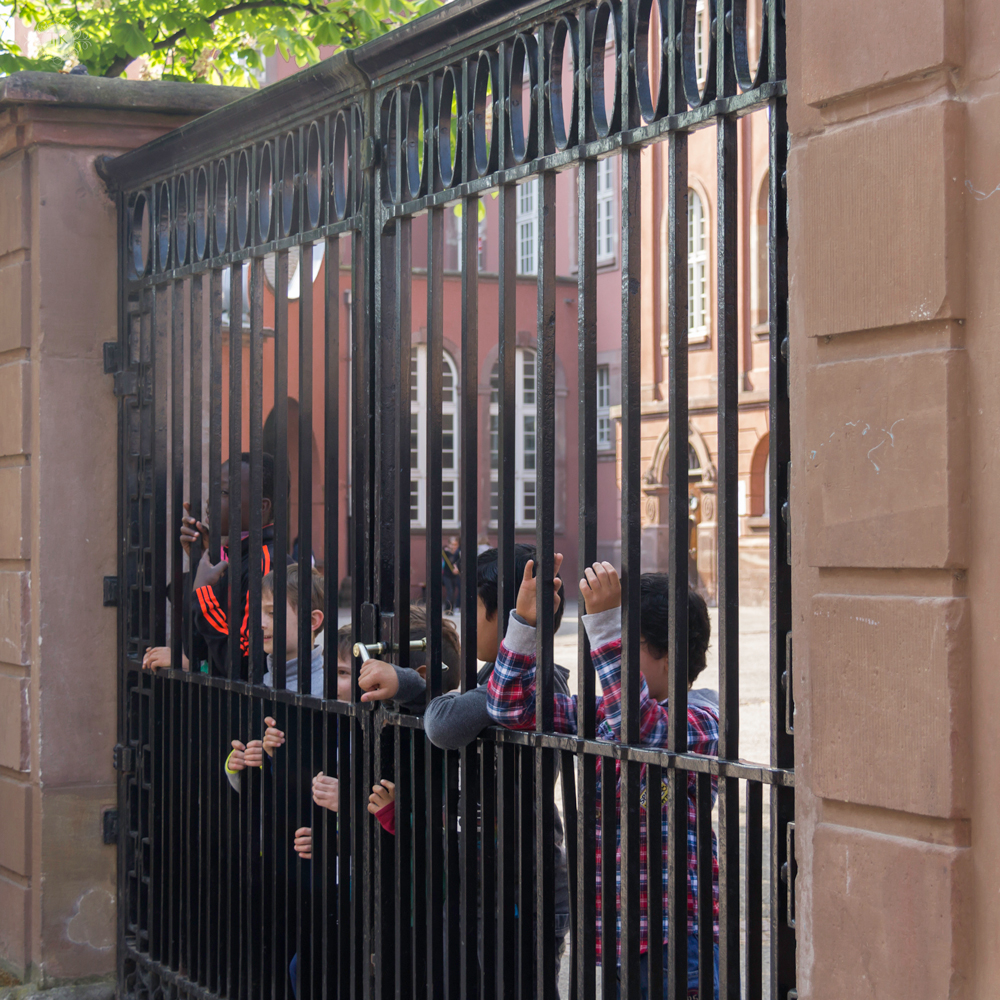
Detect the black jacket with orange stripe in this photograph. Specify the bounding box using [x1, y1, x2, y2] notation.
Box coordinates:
[191, 525, 277, 681]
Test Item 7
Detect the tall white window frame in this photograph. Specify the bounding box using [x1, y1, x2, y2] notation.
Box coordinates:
[596, 158, 616, 263]
[410, 344, 460, 529]
[596, 364, 612, 450]
[489, 349, 538, 528]
[687, 188, 709, 343]
[516, 178, 538, 275]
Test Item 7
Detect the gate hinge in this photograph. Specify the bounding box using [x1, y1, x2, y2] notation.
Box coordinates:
[102, 807, 119, 845]
[113, 744, 135, 774]
[104, 341, 138, 397]
[780, 821, 796, 929]
[103, 576, 119, 607]
[782, 632, 794, 735]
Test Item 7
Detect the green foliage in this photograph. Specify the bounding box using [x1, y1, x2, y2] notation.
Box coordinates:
[0, 0, 442, 84]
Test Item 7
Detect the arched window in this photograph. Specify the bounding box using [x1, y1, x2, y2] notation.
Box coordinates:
[410, 345, 459, 528]
[753, 173, 770, 331]
[489, 349, 537, 528]
[688, 189, 709, 342]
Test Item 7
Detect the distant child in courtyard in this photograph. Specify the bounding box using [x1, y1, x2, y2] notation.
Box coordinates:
[487, 562, 720, 1000]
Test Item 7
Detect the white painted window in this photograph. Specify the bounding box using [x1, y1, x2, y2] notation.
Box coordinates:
[410, 345, 459, 528]
[516, 178, 537, 275]
[596, 157, 616, 263]
[687, 189, 709, 342]
[596, 365, 612, 450]
[489, 349, 538, 527]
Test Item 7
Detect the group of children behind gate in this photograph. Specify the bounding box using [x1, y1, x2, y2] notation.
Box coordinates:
[145, 452, 721, 1000]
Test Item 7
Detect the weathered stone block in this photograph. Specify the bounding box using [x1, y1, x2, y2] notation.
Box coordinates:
[0, 467, 28, 560]
[0, 874, 30, 974]
[805, 349, 968, 568]
[812, 824, 971, 999]
[0, 571, 29, 667]
[0, 361, 28, 457]
[0, 777, 29, 876]
[811, 595, 970, 817]
[801, 0, 963, 106]
[0, 675, 28, 772]
[0, 259, 29, 353]
[791, 100, 965, 337]
[0, 156, 28, 258]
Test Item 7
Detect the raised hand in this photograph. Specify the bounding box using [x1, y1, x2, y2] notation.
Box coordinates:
[578, 561, 621, 615]
[514, 553, 564, 627]
[293, 827, 313, 861]
[142, 646, 171, 671]
[193, 549, 228, 590]
[229, 740, 248, 771]
[243, 739, 264, 769]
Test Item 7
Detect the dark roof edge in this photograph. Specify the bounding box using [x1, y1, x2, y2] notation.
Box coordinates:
[99, 0, 549, 191]
[0, 71, 250, 115]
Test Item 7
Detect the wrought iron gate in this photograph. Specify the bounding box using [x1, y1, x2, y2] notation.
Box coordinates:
[103, 0, 793, 997]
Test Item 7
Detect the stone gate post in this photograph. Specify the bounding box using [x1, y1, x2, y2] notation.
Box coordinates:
[0, 73, 243, 987]
[789, 1, 992, 996]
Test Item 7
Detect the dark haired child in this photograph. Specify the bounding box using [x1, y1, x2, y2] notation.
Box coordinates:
[412, 544, 572, 993]
[188, 452, 281, 680]
[487, 562, 720, 1000]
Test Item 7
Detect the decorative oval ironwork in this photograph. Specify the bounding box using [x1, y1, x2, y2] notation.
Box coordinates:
[193, 166, 208, 260]
[235, 149, 251, 249]
[332, 110, 351, 221]
[548, 16, 579, 150]
[305, 121, 323, 229]
[590, 1, 621, 138]
[509, 33, 538, 164]
[733, 0, 769, 92]
[174, 174, 189, 267]
[437, 66, 462, 189]
[405, 83, 426, 201]
[280, 132, 297, 238]
[634, 0, 667, 123]
[214, 158, 229, 254]
[156, 180, 171, 271]
[473, 50, 499, 177]
[128, 191, 149, 278]
[258, 141, 273, 244]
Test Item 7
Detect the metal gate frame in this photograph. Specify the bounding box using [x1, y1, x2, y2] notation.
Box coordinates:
[101, 0, 793, 997]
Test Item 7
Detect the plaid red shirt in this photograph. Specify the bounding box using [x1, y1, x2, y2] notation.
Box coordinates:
[486, 611, 719, 965]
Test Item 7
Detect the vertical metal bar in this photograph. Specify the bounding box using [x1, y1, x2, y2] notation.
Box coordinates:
[228, 262, 244, 681]
[298, 241, 315, 686]
[426, 205, 445, 698]
[249, 258, 265, 678]
[394, 726, 413, 995]
[696, 773, 714, 1000]
[496, 742, 516, 1000]
[647, 763, 664, 1000]
[534, 160, 557, 1000]
[517, 747, 533, 1000]
[479, 741, 497, 1000]
[411, 730, 428, 998]
[496, 39, 516, 634]
[665, 135, 690, 1000]
[599, 756, 616, 1000]
[460, 185, 481, 1000]
[189, 274, 204, 664]
[716, 102, 741, 1000]
[745, 782, 762, 1000]
[325, 234, 341, 700]
[273, 248, 290, 691]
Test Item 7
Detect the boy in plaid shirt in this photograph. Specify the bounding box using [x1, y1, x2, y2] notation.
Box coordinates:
[487, 559, 719, 999]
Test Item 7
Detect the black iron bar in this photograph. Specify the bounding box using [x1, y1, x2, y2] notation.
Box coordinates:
[298, 241, 315, 687]
[324, 234, 341, 702]
[496, 743, 516, 999]
[696, 773, 713, 1000]
[647, 763, 664, 1000]
[459, 186, 481, 1000]
[745, 782, 762, 1000]
[479, 741, 497, 1000]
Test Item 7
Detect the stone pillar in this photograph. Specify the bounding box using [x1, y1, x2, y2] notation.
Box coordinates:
[789, 3, 980, 996]
[0, 72, 244, 986]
